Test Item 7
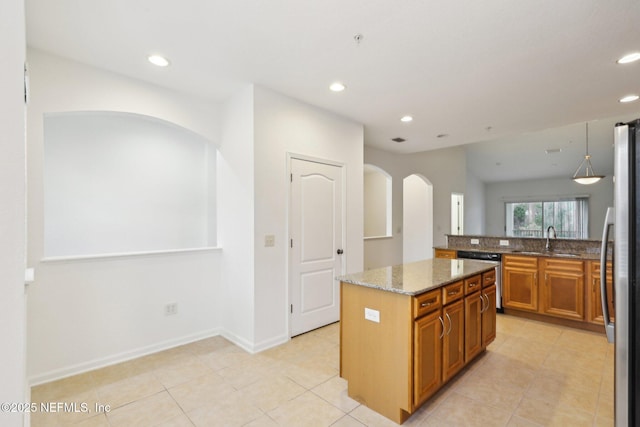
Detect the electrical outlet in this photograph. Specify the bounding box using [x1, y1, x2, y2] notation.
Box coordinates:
[470, 238, 480, 245]
[364, 307, 380, 323]
[499, 240, 510, 246]
[164, 303, 178, 316]
[264, 235, 275, 247]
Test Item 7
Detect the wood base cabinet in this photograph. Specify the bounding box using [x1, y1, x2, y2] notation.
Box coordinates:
[587, 261, 614, 324]
[503, 256, 538, 312]
[482, 284, 497, 346]
[434, 248, 456, 259]
[443, 299, 465, 382]
[540, 258, 585, 321]
[413, 309, 442, 407]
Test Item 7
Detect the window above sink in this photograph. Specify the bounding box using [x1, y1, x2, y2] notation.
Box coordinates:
[505, 199, 589, 240]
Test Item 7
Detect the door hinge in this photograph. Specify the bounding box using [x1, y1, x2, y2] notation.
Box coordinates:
[290, 239, 293, 248]
[290, 304, 293, 314]
[290, 173, 293, 182]
[24, 62, 30, 105]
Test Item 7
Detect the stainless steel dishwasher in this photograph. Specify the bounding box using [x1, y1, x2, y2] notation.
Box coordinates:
[456, 250, 503, 312]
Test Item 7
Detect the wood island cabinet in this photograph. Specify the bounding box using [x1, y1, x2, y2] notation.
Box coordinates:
[503, 255, 538, 312]
[340, 264, 497, 424]
[540, 258, 585, 321]
[481, 284, 497, 346]
[442, 299, 465, 382]
[413, 308, 442, 407]
[464, 275, 483, 363]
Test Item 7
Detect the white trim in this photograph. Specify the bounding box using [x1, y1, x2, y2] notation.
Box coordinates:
[28, 328, 222, 386]
[41, 246, 222, 262]
[364, 235, 393, 240]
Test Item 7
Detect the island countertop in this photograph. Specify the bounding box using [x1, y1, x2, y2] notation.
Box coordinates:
[338, 258, 498, 296]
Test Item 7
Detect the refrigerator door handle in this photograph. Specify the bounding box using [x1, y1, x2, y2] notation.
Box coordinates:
[600, 206, 615, 343]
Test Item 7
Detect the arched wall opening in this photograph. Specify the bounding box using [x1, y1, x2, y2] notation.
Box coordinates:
[403, 174, 433, 263]
[363, 163, 392, 238]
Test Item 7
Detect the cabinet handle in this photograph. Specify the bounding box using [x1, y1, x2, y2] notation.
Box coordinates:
[485, 294, 490, 311]
[448, 290, 459, 296]
[534, 273, 537, 285]
[445, 313, 452, 335]
[480, 294, 487, 313]
[420, 299, 436, 308]
[439, 316, 445, 339]
[469, 282, 478, 288]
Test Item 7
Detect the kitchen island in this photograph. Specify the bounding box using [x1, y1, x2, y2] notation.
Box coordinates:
[339, 258, 498, 424]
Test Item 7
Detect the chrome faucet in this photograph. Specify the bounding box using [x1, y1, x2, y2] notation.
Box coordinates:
[545, 226, 557, 251]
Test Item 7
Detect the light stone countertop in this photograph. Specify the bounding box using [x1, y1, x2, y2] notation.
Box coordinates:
[339, 258, 498, 296]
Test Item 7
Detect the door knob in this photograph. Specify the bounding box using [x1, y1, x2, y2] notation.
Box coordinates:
[337, 249, 344, 255]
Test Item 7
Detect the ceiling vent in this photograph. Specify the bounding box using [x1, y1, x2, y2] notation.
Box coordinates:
[391, 137, 406, 143]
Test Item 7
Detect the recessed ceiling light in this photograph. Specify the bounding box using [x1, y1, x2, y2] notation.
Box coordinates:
[329, 82, 346, 92]
[619, 94, 640, 103]
[617, 52, 640, 64]
[400, 116, 413, 123]
[148, 55, 170, 67]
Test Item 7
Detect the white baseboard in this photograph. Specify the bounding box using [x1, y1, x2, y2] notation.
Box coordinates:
[28, 328, 222, 386]
[220, 330, 289, 354]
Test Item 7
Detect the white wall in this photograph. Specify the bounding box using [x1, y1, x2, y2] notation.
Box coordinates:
[26, 49, 223, 383]
[217, 85, 256, 349]
[364, 169, 390, 237]
[0, 1, 27, 425]
[464, 170, 486, 235]
[484, 176, 614, 237]
[253, 86, 364, 349]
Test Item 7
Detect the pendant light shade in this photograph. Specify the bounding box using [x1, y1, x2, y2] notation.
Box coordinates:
[572, 123, 605, 185]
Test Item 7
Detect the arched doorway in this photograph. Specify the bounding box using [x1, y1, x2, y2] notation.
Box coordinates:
[403, 174, 433, 263]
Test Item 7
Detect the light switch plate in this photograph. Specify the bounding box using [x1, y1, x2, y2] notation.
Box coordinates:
[470, 238, 480, 245]
[499, 239, 510, 246]
[364, 307, 380, 323]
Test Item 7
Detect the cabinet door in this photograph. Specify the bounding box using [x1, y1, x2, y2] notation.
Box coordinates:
[541, 261, 585, 321]
[588, 261, 615, 324]
[435, 249, 456, 259]
[413, 310, 443, 407]
[503, 266, 538, 312]
[464, 292, 482, 362]
[442, 300, 465, 382]
[482, 284, 497, 347]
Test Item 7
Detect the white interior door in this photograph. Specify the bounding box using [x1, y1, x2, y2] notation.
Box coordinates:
[289, 158, 343, 336]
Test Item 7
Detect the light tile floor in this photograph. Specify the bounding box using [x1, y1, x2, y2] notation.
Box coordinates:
[30, 315, 613, 426]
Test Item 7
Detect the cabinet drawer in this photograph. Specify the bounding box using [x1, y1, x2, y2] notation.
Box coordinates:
[542, 258, 584, 273]
[503, 255, 538, 269]
[482, 269, 496, 287]
[442, 281, 464, 305]
[464, 274, 482, 295]
[414, 289, 442, 319]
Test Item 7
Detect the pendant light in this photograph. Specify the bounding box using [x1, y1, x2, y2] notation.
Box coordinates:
[572, 122, 604, 185]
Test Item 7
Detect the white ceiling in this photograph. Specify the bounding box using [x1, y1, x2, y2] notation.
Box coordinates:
[26, 0, 640, 174]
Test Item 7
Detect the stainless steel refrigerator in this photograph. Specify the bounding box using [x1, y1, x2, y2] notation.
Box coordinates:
[601, 118, 640, 426]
